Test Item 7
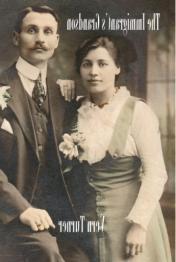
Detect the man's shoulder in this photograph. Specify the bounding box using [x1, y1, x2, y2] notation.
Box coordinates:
[0, 64, 17, 85]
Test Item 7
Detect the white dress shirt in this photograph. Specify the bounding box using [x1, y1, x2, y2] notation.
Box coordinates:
[16, 57, 47, 96]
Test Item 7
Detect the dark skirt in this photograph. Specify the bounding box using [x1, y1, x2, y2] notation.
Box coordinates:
[62, 156, 171, 262]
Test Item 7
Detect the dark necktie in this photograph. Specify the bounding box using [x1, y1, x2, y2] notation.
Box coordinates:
[32, 73, 46, 107]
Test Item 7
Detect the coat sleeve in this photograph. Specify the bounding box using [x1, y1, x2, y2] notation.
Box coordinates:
[0, 116, 31, 224]
[0, 67, 32, 224]
[0, 169, 31, 224]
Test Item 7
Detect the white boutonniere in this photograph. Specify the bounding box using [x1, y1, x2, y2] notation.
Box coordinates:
[0, 86, 11, 110]
[59, 132, 85, 161]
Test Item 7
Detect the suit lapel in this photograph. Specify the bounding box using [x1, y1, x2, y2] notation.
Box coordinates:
[4, 66, 68, 162]
[47, 77, 79, 217]
[47, 76, 66, 150]
[6, 66, 39, 158]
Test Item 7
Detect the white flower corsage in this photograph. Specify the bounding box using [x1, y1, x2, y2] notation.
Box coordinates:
[0, 86, 11, 110]
[59, 132, 85, 161]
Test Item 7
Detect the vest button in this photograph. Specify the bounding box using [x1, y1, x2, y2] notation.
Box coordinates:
[38, 145, 43, 151]
[35, 113, 42, 117]
[38, 128, 43, 133]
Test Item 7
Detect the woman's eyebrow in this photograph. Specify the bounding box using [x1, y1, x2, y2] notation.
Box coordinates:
[82, 58, 108, 61]
[82, 59, 91, 62]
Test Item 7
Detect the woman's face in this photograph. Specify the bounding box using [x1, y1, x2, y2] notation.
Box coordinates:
[80, 46, 120, 94]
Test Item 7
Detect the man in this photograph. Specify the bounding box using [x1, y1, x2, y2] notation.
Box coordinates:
[0, 5, 87, 262]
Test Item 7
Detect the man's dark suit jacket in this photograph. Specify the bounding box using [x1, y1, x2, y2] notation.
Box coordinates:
[0, 64, 76, 226]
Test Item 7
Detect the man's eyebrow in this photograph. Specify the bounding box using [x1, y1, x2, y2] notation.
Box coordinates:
[24, 24, 55, 29]
[24, 24, 38, 28]
[44, 26, 54, 29]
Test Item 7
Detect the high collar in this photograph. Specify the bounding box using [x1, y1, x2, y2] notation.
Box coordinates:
[16, 56, 47, 83]
[78, 86, 130, 115]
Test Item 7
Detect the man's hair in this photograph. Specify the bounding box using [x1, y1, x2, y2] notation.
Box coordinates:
[14, 5, 60, 33]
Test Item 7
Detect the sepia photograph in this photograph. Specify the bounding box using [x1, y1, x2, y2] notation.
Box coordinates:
[0, 0, 174, 261]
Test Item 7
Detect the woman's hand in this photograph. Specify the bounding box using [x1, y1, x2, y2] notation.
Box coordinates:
[56, 79, 76, 101]
[125, 223, 146, 257]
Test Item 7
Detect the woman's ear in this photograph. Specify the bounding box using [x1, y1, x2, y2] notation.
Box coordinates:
[12, 31, 20, 46]
[115, 66, 121, 75]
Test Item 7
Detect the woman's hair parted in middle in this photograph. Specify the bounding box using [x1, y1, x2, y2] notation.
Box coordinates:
[75, 35, 137, 74]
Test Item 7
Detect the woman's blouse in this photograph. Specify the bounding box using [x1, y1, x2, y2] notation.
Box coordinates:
[76, 86, 167, 230]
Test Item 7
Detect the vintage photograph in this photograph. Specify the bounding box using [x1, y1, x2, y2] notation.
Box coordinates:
[0, 0, 174, 261]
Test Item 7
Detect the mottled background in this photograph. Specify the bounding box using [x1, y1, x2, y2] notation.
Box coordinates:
[0, 0, 174, 260]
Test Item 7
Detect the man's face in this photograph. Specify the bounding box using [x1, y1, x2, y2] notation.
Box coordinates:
[13, 11, 59, 67]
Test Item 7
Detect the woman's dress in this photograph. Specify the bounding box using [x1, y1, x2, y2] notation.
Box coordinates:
[61, 87, 172, 262]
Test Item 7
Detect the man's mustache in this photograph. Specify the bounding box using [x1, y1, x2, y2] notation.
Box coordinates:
[31, 43, 48, 51]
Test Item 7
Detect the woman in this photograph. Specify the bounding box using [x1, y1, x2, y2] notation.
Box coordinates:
[59, 35, 171, 262]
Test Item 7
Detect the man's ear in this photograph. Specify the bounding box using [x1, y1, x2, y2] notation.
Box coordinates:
[12, 31, 20, 46]
[54, 33, 60, 48]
